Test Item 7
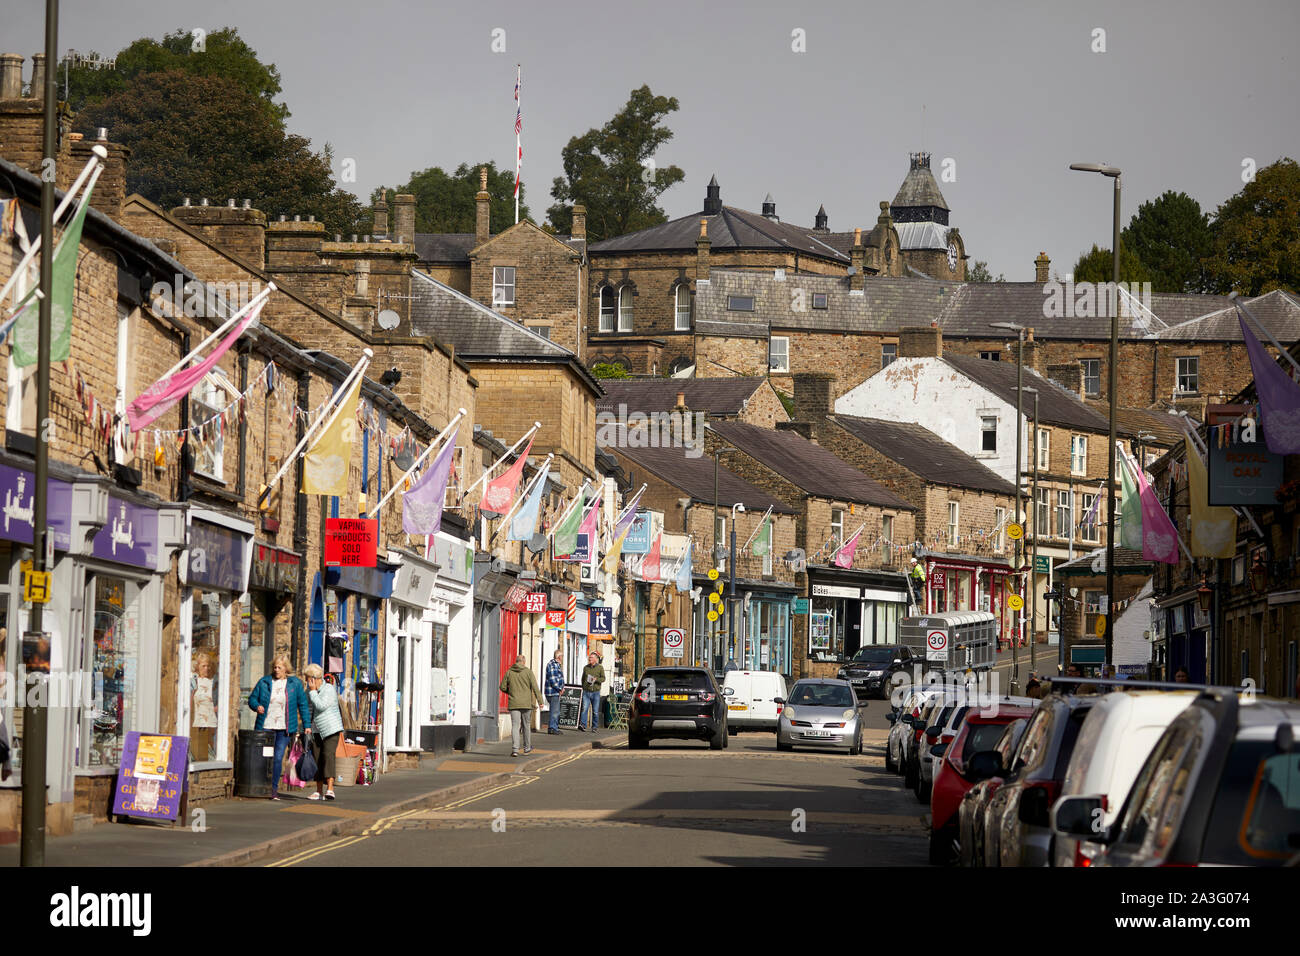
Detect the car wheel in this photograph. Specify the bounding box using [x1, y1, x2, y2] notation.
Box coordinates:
[849, 732, 861, 756]
[885, 740, 897, 772]
[914, 774, 928, 803]
[777, 736, 792, 752]
[627, 732, 648, 750]
[904, 758, 919, 790]
[710, 729, 725, 751]
[728, 725, 738, 736]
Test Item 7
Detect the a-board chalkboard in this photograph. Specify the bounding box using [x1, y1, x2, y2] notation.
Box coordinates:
[556, 685, 583, 728]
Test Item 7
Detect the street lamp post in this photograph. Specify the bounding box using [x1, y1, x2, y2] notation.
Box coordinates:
[990, 322, 1026, 694]
[730, 502, 745, 666]
[1026, 387, 1039, 675]
[1069, 162, 1122, 668]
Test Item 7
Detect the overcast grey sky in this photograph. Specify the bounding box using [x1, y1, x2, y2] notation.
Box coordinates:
[9, 0, 1298, 279]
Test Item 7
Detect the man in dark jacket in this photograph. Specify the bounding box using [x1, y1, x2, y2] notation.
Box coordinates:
[579, 651, 605, 732]
[500, 655, 543, 757]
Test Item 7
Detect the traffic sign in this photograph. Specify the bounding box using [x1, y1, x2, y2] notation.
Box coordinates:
[663, 627, 685, 659]
[23, 568, 51, 604]
[1007, 523, 1023, 540]
[926, 628, 949, 661]
[1007, 594, 1024, 611]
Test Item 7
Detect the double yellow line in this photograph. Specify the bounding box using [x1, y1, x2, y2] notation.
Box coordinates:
[265, 808, 426, 867]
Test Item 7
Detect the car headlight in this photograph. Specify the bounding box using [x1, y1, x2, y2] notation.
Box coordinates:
[842, 709, 856, 721]
[784, 706, 795, 720]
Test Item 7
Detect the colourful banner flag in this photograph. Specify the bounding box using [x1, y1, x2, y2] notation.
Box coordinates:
[1187, 448, 1236, 558]
[603, 526, 630, 574]
[1239, 313, 1300, 453]
[675, 541, 693, 592]
[577, 494, 599, 542]
[13, 180, 93, 367]
[552, 487, 589, 556]
[402, 429, 458, 535]
[127, 297, 266, 431]
[479, 435, 534, 517]
[1127, 450, 1180, 564]
[641, 532, 662, 581]
[833, 528, 862, 568]
[302, 375, 362, 495]
[751, 515, 771, 557]
[1119, 450, 1143, 552]
[509, 459, 550, 541]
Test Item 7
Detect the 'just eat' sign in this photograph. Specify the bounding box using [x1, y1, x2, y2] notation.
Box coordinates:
[325, 518, 378, 567]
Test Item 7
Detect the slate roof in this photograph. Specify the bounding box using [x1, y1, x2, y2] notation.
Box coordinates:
[827, 415, 1016, 495]
[1157, 290, 1300, 342]
[589, 205, 848, 262]
[1056, 546, 1153, 574]
[596, 377, 769, 417]
[942, 355, 1113, 432]
[896, 221, 953, 251]
[409, 269, 577, 360]
[413, 233, 476, 264]
[707, 421, 915, 510]
[609, 440, 797, 514]
[893, 161, 950, 211]
[1113, 407, 1186, 446]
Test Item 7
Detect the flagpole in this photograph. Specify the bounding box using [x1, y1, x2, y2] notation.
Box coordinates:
[740, 505, 774, 550]
[490, 454, 553, 544]
[6, 159, 104, 317]
[613, 483, 648, 527]
[150, 282, 275, 384]
[460, 420, 541, 503]
[0, 147, 104, 309]
[514, 63, 521, 226]
[366, 407, 467, 518]
[258, 349, 372, 506]
[546, 478, 592, 541]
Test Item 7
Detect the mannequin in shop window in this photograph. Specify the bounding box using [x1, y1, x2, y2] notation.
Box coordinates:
[190, 651, 218, 760]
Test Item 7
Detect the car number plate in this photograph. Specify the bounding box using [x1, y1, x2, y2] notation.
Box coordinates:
[727, 704, 747, 711]
[804, 730, 835, 738]
[662, 694, 688, 701]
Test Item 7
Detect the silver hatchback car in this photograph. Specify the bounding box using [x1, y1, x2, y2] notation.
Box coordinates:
[776, 679, 864, 754]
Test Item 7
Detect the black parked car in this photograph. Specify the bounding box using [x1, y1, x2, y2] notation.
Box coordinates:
[837, 645, 918, 699]
[628, 667, 729, 751]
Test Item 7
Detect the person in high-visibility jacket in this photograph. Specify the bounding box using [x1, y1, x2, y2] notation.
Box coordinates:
[908, 558, 926, 605]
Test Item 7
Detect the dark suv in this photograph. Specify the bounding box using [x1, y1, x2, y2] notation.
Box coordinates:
[837, 645, 917, 699]
[628, 667, 729, 751]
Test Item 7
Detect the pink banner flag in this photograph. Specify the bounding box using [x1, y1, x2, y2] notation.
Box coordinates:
[833, 528, 862, 568]
[479, 435, 534, 517]
[127, 298, 266, 432]
[1131, 454, 1180, 564]
[577, 495, 600, 540]
[641, 532, 662, 581]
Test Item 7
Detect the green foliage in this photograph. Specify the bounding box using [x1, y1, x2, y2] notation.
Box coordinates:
[373, 162, 529, 236]
[1203, 158, 1299, 296]
[591, 362, 631, 380]
[775, 390, 796, 417]
[1121, 191, 1212, 292]
[548, 86, 686, 241]
[75, 70, 366, 236]
[965, 260, 1005, 283]
[62, 27, 286, 123]
[1071, 243, 1152, 285]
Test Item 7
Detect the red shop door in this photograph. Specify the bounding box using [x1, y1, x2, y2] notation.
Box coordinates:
[498, 609, 520, 713]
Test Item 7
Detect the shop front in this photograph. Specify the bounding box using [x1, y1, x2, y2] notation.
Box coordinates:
[240, 541, 301, 733]
[178, 510, 254, 799]
[383, 547, 437, 765]
[1160, 593, 1211, 684]
[806, 568, 910, 670]
[310, 562, 396, 738]
[471, 557, 520, 744]
[426, 532, 473, 751]
[917, 553, 1016, 649]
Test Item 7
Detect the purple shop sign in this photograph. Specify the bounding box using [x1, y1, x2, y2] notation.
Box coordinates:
[189, 519, 248, 592]
[91, 495, 160, 569]
[0, 463, 72, 551]
[112, 731, 189, 823]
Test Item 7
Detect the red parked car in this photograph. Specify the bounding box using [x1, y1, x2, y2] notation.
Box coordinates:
[931, 701, 1037, 865]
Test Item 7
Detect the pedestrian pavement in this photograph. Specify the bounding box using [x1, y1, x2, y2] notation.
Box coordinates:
[0, 727, 622, 868]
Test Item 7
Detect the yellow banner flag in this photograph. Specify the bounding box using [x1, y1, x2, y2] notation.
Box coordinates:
[603, 527, 629, 574]
[302, 375, 362, 495]
[1187, 450, 1236, 558]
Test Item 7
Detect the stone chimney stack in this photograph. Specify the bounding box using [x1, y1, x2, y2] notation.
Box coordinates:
[30, 54, 45, 97]
[1021, 327, 1042, 373]
[475, 167, 491, 245]
[850, 227, 865, 292]
[0, 54, 22, 99]
[1035, 251, 1051, 284]
[571, 204, 586, 241]
[393, 193, 415, 245]
[695, 218, 710, 281]
[372, 196, 389, 235]
[172, 199, 267, 265]
[898, 324, 943, 359]
[792, 372, 836, 422]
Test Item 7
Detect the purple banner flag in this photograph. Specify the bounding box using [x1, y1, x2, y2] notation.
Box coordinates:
[1239, 313, 1300, 454]
[402, 429, 458, 535]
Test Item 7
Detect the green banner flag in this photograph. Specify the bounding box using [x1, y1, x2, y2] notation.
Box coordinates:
[751, 517, 771, 557]
[1119, 453, 1143, 551]
[13, 188, 91, 367]
[552, 487, 588, 556]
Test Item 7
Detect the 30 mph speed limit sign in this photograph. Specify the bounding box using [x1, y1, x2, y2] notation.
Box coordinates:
[663, 627, 685, 659]
[926, 629, 949, 661]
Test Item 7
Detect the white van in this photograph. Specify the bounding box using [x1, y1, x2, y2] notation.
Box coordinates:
[722, 670, 788, 733]
[1052, 690, 1198, 867]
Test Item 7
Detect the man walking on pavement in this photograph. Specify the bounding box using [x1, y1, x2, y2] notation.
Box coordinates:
[499, 654, 543, 757]
[545, 647, 566, 735]
[579, 650, 605, 732]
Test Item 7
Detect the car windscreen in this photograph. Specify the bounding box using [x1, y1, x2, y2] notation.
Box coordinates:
[851, 647, 896, 665]
[790, 684, 855, 708]
[964, 723, 1012, 760]
[641, 671, 710, 692]
[1201, 741, 1300, 865]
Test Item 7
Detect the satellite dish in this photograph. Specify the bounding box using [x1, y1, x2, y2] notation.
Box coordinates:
[377, 309, 401, 330]
[526, 532, 547, 556]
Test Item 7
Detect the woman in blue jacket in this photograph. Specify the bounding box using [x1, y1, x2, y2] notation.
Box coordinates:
[247, 655, 311, 800]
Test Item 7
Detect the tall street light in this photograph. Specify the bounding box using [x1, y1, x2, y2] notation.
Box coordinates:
[1069, 162, 1121, 668]
[1025, 386, 1039, 676]
[730, 501, 745, 665]
[990, 321, 1026, 693]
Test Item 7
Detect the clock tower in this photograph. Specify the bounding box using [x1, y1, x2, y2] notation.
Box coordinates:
[891, 152, 966, 280]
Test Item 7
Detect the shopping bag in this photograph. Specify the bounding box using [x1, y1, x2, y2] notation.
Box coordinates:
[296, 735, 318, 783]
[284, 736, 308, 788]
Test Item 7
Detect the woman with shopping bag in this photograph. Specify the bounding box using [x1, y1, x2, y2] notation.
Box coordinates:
[247, 655, 311, 800]
[303, 663, 344, 800]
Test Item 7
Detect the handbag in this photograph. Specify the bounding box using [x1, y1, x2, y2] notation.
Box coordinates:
[296, 733, 318, 783]
[284, 735, 308, 788]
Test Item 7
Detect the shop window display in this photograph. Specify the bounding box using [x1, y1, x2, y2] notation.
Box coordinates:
[189, 590, 223, 761]
[85, 575, 141, 768]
